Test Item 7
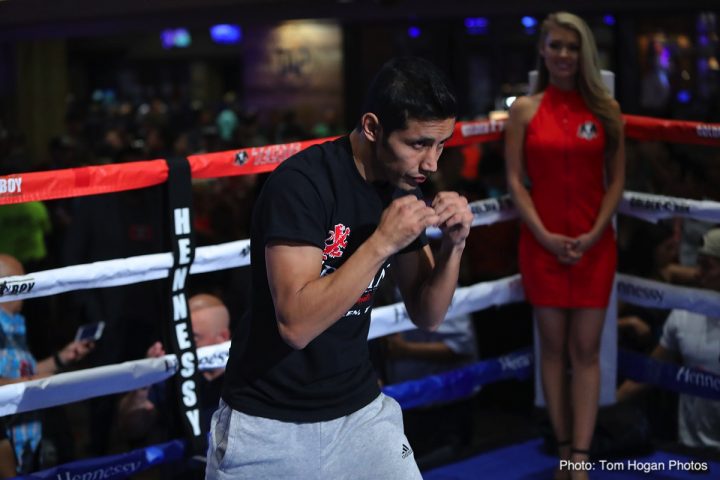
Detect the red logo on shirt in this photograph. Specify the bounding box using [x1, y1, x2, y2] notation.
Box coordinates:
[323, 224, 351, 261]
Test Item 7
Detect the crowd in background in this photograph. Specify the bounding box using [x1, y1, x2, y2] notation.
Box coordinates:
[1, 88, 719, 476]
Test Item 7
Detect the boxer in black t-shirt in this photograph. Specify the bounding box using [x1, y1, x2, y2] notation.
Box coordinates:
[207, 57, 472, 480]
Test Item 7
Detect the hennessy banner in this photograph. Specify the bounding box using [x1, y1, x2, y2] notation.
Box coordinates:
[164, 156, 204, 456]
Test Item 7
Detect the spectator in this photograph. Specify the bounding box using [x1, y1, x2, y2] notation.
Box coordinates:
[236, 108, 269, 148]
[617, 227, 720, 450]
[0, 254, 94, 476]
[0, 202, 51, 268]
[0, 428, 15, 478]
[311, 107, 343, 139]
[617, 222, 676, 352]
[115, 294, 230, 478]
[274, 110, 309, 143]
[216, 92, 239, 143]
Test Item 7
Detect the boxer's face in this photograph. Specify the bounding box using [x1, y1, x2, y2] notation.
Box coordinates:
[374, 117, 455, 191]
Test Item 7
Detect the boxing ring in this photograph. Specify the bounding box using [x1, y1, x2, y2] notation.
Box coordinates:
[1, 115, 719, 478]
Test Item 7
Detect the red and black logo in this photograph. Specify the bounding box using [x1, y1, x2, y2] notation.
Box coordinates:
[323, 224, 351, 261]
[577, 121, 598, 140]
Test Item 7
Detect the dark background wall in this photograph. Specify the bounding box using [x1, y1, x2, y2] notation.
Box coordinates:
[0, 0, 717, 165]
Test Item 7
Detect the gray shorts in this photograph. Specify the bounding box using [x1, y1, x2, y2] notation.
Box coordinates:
[205, 393, 422, 480]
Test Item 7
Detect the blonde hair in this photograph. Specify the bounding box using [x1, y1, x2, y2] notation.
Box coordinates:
[534, 12, 622, 157]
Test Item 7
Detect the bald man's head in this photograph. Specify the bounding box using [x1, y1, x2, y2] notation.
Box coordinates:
[189, 293, 224, 312]
[0, 254, 24, 314]
[189, 294, 230, 348]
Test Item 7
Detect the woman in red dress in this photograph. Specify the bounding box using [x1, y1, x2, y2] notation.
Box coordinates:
[505, 12, 625, 480]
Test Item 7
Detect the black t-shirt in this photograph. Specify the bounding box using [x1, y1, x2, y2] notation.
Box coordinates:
[222, 136, 426, 422]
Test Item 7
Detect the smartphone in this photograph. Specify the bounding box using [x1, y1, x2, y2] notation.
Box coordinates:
[75, 321, 105, 342]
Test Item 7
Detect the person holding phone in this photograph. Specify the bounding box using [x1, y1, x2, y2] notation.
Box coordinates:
[115, 293, 231, 479]
[75, 321, 105, 343]
[0, 254, 95, 476]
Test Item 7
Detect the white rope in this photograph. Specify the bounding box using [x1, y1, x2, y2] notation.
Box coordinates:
[4, 272, 719, 416]
[0, 240, 250, 303]
[0, 343, 226, 417]
[1, 182, 719, 416]
[368, 275, 525, 339]
[4, 192, 718, 304]
[617, 273, 720, 316]
[0, 356, 176, 417]
[619, 191, 720, 224]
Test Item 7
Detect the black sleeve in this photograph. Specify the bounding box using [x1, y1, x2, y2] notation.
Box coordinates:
[256, 168, 328, 250]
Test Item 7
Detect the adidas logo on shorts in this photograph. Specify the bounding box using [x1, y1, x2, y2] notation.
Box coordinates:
[402, 444, 413, 459]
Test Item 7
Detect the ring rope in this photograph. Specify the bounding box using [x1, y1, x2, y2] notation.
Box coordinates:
[1, 116, 718, 206]
[1, 252, 719, 321]
[3, 272, 720, 416]
[2, 191, 720, 304]
[0, 240, 250, 302]
[0, 343, 227, 417]
[18, 344, 720, 480]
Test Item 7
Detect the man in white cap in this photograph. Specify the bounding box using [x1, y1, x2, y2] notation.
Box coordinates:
[618, 227, 720, 449]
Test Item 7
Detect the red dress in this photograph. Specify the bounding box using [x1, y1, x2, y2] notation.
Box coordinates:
[518, 84, 616, 308]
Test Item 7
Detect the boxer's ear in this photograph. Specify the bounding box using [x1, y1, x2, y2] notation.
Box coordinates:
[360, 113, 381, 142]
